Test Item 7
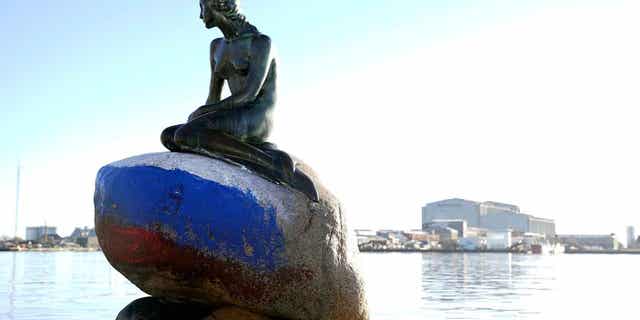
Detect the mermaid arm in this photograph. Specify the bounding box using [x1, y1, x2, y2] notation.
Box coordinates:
[205, 39, 224, 105]
[189, 40, 225, 121]
[189, 35, 272, 121]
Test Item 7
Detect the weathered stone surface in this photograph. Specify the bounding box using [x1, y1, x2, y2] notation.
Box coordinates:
[95, 152, 368, 320]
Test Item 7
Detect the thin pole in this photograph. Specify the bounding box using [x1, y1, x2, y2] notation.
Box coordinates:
[14, 165, 20, 240]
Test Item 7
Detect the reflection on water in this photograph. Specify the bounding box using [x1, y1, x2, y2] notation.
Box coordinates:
[359, 252, 639, 320]
[8, 252, 16, 320]
[419, 254, 546, 319]
[1, 252, 638, 319]
[0, 252, 144, 320]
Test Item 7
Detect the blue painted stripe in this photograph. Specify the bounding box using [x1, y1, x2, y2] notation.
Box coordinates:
[94, 165, 286, 271]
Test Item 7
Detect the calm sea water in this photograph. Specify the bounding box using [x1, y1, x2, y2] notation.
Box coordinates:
[1, 252, 637, 320]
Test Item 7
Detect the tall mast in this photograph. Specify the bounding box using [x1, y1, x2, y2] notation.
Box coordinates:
[14, 165, 20, 240]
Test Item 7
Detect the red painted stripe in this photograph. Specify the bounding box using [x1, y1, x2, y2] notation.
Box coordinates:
[96, 217, 314, 306]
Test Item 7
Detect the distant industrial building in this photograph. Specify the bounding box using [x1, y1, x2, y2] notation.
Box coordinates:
[25, 226, 58, 242]
[68, 227, 99, 248]
[486, 230, 513, 250]
[424, 220, 468, 237]
[423, 219, 488, 239]
[627, 226, 636, 249]
[557, 234, 622, 250]
[422, 198, 556, 237]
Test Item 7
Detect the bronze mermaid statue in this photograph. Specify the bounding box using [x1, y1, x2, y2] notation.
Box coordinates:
[161, 0, 318, 201]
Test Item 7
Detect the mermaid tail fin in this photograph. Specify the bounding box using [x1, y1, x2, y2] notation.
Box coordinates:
[292, 170, 319, 202]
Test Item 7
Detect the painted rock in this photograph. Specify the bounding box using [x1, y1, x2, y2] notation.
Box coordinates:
[94, 152, 368, 320]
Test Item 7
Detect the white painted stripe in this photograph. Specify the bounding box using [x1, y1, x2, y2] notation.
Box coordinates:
[106, 152, 308, 224]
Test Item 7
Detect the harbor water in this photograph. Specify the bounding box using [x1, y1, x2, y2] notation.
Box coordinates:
[1, 252, 638, 319]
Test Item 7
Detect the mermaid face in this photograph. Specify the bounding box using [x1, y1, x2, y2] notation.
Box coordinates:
[199, 0, 226, 29]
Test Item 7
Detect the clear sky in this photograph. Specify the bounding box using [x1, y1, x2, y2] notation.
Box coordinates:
[1, 0, 639, 243]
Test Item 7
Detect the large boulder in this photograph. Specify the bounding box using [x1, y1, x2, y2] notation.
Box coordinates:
[94, 152, 368, 320]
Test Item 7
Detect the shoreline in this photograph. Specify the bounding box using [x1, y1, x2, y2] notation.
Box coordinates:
[359, 248, 640, 254]
[0, 248, 100, 253]
[5, 248, 639, 254]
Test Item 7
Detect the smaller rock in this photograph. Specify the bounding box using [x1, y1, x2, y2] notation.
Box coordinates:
[203, 307, 273, 320]
[116, 297, 213, 320]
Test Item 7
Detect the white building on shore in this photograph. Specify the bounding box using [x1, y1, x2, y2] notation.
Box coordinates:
[422, 198, 555, 237]
[627, 226, 636, 249]
[25, 226, 58, 242]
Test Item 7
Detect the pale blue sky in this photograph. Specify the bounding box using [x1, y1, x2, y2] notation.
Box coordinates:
[4, 1, 448, 159]
[2, 0, 639, 241]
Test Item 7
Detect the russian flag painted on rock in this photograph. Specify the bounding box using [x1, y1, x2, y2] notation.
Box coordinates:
[94, 163, 286, 272]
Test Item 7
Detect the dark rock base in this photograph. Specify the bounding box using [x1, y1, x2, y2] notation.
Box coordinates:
[116, 297, 213, 320]
[116, 297, 276, 320]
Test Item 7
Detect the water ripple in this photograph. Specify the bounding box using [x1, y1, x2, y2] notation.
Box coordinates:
[2, 251, 639, 319]
[360, 252, 639, 320]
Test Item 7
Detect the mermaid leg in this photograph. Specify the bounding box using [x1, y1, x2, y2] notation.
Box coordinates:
[161, 125, 182, 152]
[163, 112, 318, 201]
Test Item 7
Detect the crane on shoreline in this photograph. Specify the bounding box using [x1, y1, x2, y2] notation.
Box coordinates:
[14, 164, 20, 240]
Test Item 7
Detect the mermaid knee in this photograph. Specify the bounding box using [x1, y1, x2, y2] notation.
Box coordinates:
[161, 125, 182, 151]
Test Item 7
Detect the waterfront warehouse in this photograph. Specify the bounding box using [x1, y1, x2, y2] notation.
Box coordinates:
[422, 199, 555, 238]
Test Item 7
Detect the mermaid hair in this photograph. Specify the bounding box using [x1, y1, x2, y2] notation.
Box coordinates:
[204, 0, 243, 21]
[203, 0, 257, 34]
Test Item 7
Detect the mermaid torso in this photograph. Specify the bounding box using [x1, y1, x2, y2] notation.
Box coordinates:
[204, 34, 276, 141]
[212, 35, 276, 107]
